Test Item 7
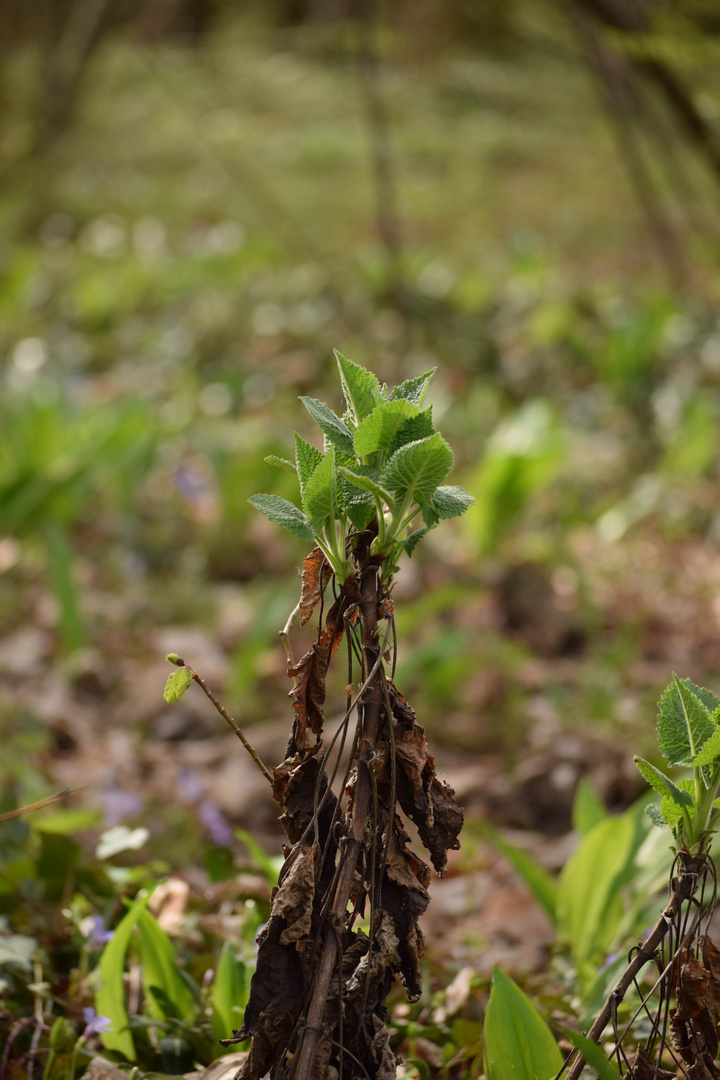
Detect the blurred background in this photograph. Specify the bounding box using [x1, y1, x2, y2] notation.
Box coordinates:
[4, 0, 720, 1015]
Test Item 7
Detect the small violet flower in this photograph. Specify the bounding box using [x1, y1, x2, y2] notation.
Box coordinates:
[82, 1007, 113, 1037]
[86, 915, 114, 949]
[199, 799, 234, 846]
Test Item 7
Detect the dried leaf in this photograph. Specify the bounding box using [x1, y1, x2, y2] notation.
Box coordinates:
[276, 844, 316, 947]
[287, 598, 347, 751]
[298, 547, 331, 627]
[629, 1045, 675, 1080]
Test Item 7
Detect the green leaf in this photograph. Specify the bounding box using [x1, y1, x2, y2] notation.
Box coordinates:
[299, 397, 355, 455]
[483, 966, 563, 1080]
[339, 465, 377, 531]
[248, 494, 314, 542]
[163, 667, 193, 704]
[97, 892, 155, 1060]
[337, 466, 394, 508]
[294, 434, 323, 494]
[136, 909, 197, 1021]
[301, 445, 337, 532]
[560, 1028, 622, 1080]
[482, 825, 557, 925]
[387, 407, 435, 459]
[353, 399, 420, 457]
[264, 455, 296, 474]
[658, 676, 716, 766]
[422, 484, 474, 526]
[646, 802, 671, 829]
[572, 778, 608, 837]
[211, 943, 248, 1053]
[389, 369, 436, 407]
[334, 351, 383, 423]
[693, 722, 720, 768]
[633, 757, 694, 807]
[381, 433, 454, 505]
[401, 528, 429, 557]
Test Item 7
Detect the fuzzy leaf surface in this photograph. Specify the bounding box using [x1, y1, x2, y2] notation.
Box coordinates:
[299, 397, 354, 455]
[388, 369, 436, 407]
[692, 720, 720, 768]
[387, 406, 435, 458]
[334, 351, 382, 423]
[381, 433, 454, 505]
[249, 494, 314, 542]
[337, 465, 394, 508]
[264, 455, 296, 474]
[294, 434, 323, 494]
[401, 528, 429, 557]
[634, 756, 694, 807]
[301, 446, 337, 532]
[421, 484, 474, 526]
[353, 399, 420, 457]
[339, 466, 376, 531]
[658, 676, 715, 766]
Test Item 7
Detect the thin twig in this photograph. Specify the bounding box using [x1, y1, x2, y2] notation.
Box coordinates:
[0, 787, 88, 823]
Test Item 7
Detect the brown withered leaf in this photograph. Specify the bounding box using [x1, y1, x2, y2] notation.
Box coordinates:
[287, 597, 347, 751]
[628, 1045, 675, 1080]
[275, 843, 316, 947]
[701, 936, 720, 1026]
[298, 547, 331, 627]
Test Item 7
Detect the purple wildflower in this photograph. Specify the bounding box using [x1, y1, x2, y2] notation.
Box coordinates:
[101, 788, 143, 827]
[86, 915, 114, 948]
[198, 799, 234, 846]
[178, 768, 206, 803]
[82, 1007, 113, 1037]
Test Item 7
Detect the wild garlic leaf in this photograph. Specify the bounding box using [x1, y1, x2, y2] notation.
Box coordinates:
[302, 445, 337, 533]
[633, 756, 693, 806]
[657, 676, 715, 766]
[300, 397, 355, 454]
[294, 434, 323, 494]
[353, 399, 420, 457]
[265, 455, 297, 474]
[381, 433, 453, 505]
[334, 351, 383, 424]
[386, 406, 435, 459]
[248, 494, 314, 542]
[388, 368, 436, 407]
[337, 466, 394, 509]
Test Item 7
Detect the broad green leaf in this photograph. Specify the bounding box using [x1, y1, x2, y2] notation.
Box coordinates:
[687, 679, 720, 715]
[572, 778, 608, 837]
[339, 465, 377, 531]
[301, 446, 337, 532]
[163, 667, 193, 704]
[334, 351, 382, 423]
[693, 722, 720, 768]
[482, 825, 557, 925]
[337, 466, 394, 509]
[421, 484, 474, 526]
[387, 407, 435, 459]
[560, 1028, 621, 1080]
[353, 399, 419, 457]
[633, 757, 693, 807]
[211, 942, 248, 1053]
[658, 792, 685, 828]
[401, 528, 429, 557]
[294, 434, 323, 493]
[646, 802, 672, 829]
[389, 369, 436, 407]
[97, 892, 154, 1060]
[136, 909, 197, 1021]
[235, 828, 282, 885]
[248, 494, 314, 543]
[557, 808, 643, 969]
[381, 434, 454, 505]
[299, 397, 354, 455]
[657, 676, 715, 766]
[484, 966, 563, 1080]
[264, 455, 296, 474]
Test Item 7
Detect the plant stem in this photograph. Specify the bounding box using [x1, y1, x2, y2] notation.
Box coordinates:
[292, 544, 383, 1080]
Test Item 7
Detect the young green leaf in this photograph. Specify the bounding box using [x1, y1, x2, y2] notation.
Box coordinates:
[421, 485, 474, 527]
[646, 801, 672, 830]
[560, 1028, 622, 1080]
[96, 892, 155, 1060]
[163, 667, 193, 704]
[294, 434, 323, 494]
[401, 528, 429, 557]
[264, 455, 297, 474]
[657, 675, 715, 766]
[381, 433, 454, 505]
[299, 397, 355, 455]
[136, 909, 197, 1021]
[337, 466, 394, 509]
[387, 407, 435, 459]
[301, 446, 337, 533]
[248, 494, 314, 543]
[334, 351, 383, 424]
[483, 966, 563, 1080]
[692, 723, 720, 768]
[633, 757, 694, 807]
[211, 942, 248, 1054]
[353, 399, 420, 457]
[339, 467, 377, 531]
[388, 368, 436, 407]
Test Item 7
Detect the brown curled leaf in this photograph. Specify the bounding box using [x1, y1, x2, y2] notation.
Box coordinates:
[628, 1045, 675, 1080]
[299, 547, 331, 627]
[287, 597, 348, 751]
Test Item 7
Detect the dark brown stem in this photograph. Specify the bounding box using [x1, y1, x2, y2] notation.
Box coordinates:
[565, 854, 704, 1080]
[293, 552, 383, 1080]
